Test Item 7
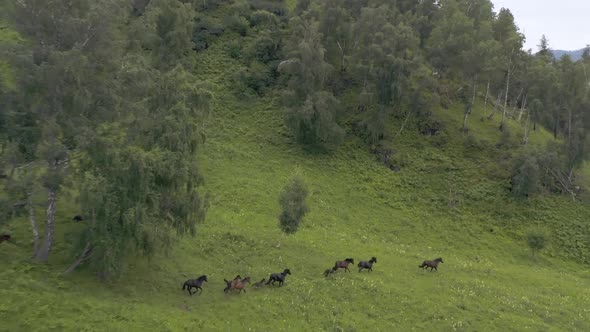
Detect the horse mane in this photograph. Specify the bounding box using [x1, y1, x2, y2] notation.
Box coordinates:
[197, 275, 207, 281]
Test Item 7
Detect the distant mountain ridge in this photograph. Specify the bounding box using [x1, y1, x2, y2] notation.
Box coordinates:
[552, 48, 586, 61]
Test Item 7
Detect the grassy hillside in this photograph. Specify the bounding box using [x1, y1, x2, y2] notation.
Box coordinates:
[2, 20, 590, 332]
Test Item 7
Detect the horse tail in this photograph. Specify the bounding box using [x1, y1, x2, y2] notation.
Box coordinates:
[265, 278, 271, 285]
[357, 262, 363, 268]
[182, 282, 187, 290]
[334, 261, 339, 269]
[418, 262, 425, 268]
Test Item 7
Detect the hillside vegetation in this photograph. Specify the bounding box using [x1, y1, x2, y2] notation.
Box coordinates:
[1, 0, 590, 331]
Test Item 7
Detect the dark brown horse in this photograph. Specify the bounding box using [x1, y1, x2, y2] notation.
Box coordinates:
[182, 275, 207, 295]
[358, 257, 377, 272]
[419, 257, 444, 271]
[334, 258, 354, 272]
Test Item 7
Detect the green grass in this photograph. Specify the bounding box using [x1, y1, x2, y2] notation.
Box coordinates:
[1, 30, 590, 332]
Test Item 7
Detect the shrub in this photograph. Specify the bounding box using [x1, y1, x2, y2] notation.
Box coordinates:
[232, 63, 276, 96]
[224, 15, 249, 36]
[245, 30, 281, 63]
[249, 0, 288, 17]
[526, 228, 549, 256]
[192, 16, 224, 51]
[225, 39, 243, 59]
[278, 176, 309, 234]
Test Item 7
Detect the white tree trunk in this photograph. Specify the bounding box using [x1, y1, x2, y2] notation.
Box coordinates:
[483, 81, 490, 116]
[35, 188, 57, 263]
[518, 93, 528, 121]
[27, 190, 39, 257]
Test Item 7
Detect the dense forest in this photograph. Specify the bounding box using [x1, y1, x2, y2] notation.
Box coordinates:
[1, 0, 589, 330]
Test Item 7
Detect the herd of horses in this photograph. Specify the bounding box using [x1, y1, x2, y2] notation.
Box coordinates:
[181, 256, 444, 296]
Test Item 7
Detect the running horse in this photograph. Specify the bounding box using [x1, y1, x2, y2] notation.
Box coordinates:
[419, 257, 444, 271]
[334, 258, 355, 272]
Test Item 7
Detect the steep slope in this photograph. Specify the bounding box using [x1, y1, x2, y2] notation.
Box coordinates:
[2, 33, 590, 331]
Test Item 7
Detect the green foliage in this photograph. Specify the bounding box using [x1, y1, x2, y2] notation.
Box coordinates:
[278, 176, 309, 234]
[511, 153, 540, 197]
[280, 17, 344, 148]
[526, 228, 549, 255]
[284, 91, 345, 147]
[78, 65, 212, 278]
[192, 15, 224, 51]
[153, 0, 195, 66]
[223, 14, 249, 36]
[249, 0, 289, 17]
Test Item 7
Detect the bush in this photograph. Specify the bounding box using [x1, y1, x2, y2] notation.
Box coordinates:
[232, 63, 276, 96]
[245, 30, 281, 63]
[249, 10, 280, 30]
[526, 228, 549, 256]
[249, 0, 288, 17]
[192, 16, 224, 51]
[224, 15, 249, 36]
[278, 176, 309, 234]
[225, 39, 243, 59]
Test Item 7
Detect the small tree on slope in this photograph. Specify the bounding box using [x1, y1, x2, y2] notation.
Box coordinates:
[278, 176, 309, 234]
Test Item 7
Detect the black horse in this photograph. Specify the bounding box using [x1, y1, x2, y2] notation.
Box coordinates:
[182, 275, 208, 295]
[419, 258, 444, 271]
[266, 269, 291, 286]
[334, 258, 354, 272]
[358, 257, 377, 272]
[0, 234, 11, 244]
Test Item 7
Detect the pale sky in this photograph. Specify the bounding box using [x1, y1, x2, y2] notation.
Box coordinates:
[492, 0, 590, 51]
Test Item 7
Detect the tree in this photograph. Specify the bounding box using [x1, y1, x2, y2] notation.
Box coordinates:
[11, 0, 125, 262]
[278, 176, 309, 234]
[280, 16, 344, 148]
[153, 0, 196, 67]
[511, 153, 540, 197]
[493, 8, 524, 131]
[68, 65, 212, 278]
[537, 35, 552, 58]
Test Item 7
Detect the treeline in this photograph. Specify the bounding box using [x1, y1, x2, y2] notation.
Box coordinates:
[277, 0, 590, 198]
[1, 0, 589, 278]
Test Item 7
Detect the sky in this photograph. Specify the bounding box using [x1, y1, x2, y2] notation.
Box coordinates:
[491, 0, 590, 51]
